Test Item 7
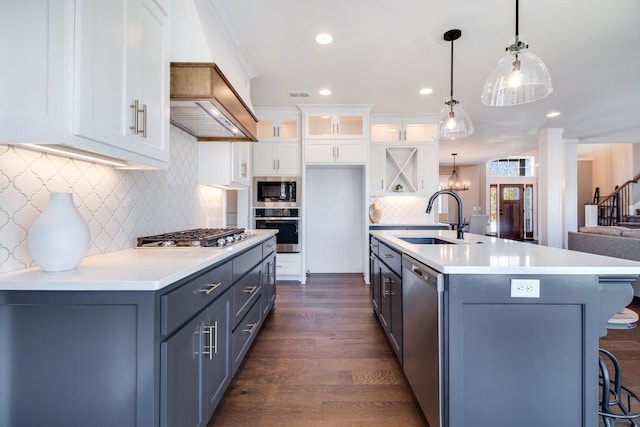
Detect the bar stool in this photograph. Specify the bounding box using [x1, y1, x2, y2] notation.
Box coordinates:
[600, 308, 640, 426]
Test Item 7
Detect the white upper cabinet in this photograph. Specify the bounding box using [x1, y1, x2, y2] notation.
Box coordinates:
[300, 105, 372, 164]
[253, 142, 301, 176]
[370, 114, 438, 144]
[199, 142, 251, 188]
[253, 109, 302, 176]
[0, 0, 170, 169]
[369, 142, 439, 195]
[304, 113, 367, 139]
[255, 109, 300, 143]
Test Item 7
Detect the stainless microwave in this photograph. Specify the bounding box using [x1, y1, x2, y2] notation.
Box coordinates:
[253, 177, 300, 207]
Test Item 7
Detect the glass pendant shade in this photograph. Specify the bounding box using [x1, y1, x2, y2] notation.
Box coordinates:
[481, 48, 553, 106]
[438, 98, 474, 140]
[438, 29, 474, 140]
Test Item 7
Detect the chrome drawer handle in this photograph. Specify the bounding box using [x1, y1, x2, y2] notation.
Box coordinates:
[201, 321, 218, 359]
[243, 323, 258, 334]
[382, 253, 394, 259]
[198, 283, 221, 294]
[243, 286, 258, 294]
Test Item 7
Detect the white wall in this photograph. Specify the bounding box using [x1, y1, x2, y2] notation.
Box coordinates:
[306, 166, 363, 273]
[171, 0, 254, 110]
[0, 127, 225, 273]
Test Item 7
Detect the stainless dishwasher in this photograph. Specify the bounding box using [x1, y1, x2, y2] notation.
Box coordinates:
[402, 254, 444, 427]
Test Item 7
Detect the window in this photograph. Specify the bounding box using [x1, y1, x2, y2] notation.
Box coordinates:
[488, 157, 535, 177]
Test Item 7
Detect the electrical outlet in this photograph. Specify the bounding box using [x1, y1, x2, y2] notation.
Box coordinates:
[510, 279, 540, 298]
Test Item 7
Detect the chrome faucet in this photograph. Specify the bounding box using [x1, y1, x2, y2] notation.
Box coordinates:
[426, 190, 465, 239]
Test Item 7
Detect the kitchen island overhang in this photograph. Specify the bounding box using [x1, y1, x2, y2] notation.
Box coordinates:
[369, 229, 640, 427]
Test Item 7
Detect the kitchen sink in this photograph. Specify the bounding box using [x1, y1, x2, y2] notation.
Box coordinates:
[398, 237, 456, 245]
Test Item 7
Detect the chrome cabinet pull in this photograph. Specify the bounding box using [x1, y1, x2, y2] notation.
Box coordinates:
[129, 100, 147, 137]
[382, 253, 393, 259]
[243, 323, 258, 334]
[243, 286, 258, 294]
[198, 283, 222, 294]
[212, 321, 218, 356]
[381, 179, 384, 189]
[273, 159, 277, 170]
[129, 100, 140, 134]
[273, 126, 277, 138]
[277, 159, 280, 170]
[201, 321, 218, 359]
[141, 103, 147, 138]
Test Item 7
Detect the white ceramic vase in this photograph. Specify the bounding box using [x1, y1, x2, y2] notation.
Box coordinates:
[28, 192, 91, 272]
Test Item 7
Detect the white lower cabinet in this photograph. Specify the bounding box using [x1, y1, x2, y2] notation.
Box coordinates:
[276, 253, 302, 277]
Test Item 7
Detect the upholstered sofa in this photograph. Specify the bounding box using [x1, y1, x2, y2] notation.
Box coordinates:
[568, 226, 640, 295]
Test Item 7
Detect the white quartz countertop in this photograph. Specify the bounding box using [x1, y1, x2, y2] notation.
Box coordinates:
[0, 230, 277, 291]
[372, 229, 640, 275]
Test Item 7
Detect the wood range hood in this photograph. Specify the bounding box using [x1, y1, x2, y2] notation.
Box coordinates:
[170, 63, 258, 142]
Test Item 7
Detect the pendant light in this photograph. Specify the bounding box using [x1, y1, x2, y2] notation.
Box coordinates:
[438, 29, 474, 140]
[444, 153, 469, 191]
[481, 0, 553, 106]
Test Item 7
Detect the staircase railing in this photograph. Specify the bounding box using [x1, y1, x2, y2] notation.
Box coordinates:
[597, 172, 640, 226]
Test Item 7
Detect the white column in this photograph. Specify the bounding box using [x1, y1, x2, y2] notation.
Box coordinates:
[564, 139, 578, 248]
[537, 128, 565, 248]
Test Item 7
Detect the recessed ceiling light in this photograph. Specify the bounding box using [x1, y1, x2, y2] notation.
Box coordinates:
[315, 33, 333, 45]
[546, 111, 561, 118]
[419, 87, 433, 95]
[319, 88, 332, 96]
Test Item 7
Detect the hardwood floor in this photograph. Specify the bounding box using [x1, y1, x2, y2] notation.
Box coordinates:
[208, 274, 640, 426]
[208, 273, 428, 427]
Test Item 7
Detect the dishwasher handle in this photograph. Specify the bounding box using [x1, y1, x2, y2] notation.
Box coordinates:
[409, 262, 442, 291]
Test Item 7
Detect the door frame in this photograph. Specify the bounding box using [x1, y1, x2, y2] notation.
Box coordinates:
[489, 182, 537, 240]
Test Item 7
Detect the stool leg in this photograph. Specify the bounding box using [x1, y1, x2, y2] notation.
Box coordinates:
[599, 348, 640, 426]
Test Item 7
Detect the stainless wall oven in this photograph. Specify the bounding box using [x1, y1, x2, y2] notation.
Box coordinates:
[253, 177, 299, 207]
[254, 208, 300, 253]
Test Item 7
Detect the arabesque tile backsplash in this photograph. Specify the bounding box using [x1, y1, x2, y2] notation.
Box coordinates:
[0, 127, 224, 273]
[368, 195, 434, 224]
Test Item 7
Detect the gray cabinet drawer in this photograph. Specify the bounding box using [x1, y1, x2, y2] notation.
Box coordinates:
[233, 245, 262, 282]
[232, 295, 262, 374]
[232, 263, 262, 328]
[262, 236, 277, 257]
[370, 237, 380, 256]
[378, 241, 401, 276]
[161, 261, 232, 335]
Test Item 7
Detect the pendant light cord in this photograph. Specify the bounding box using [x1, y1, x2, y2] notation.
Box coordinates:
[449, 38, 454, 98]
[515, 0, 519, 37]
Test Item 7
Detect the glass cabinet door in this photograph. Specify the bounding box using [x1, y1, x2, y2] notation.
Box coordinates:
[307, 116, 334, 136]
[278, 118, 298, 139]
[337, 115, 363, 136]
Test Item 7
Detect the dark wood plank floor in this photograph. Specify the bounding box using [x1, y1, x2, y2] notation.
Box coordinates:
[208, 274, 640, 426]
[208, 273, 428, 427]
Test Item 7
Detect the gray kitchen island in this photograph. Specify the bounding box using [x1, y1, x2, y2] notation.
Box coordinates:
[370, 229, 640, 427]
[0, 230, 277, 427]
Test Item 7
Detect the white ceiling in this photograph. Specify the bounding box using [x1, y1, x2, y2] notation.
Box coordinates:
[211, 0, 640, 166]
